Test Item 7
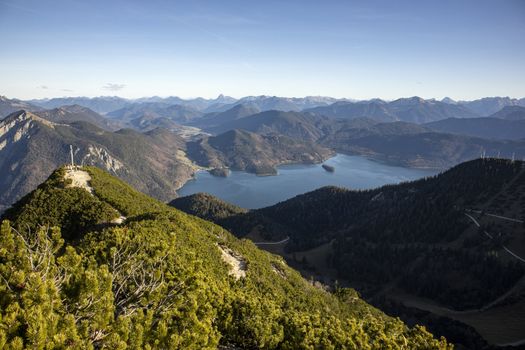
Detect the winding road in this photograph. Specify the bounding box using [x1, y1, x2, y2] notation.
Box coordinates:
[466, 209, 524, 224]
[254, 237, 290, 246]
[464, 212, 525, 263]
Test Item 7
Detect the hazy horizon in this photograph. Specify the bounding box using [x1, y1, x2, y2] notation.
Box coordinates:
[1, 0, 524, 100]
[3, 93, 525, 103]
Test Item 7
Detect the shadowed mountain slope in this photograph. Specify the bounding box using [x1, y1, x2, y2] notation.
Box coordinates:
[34, 104, 121, 131]
[426, 117, 525, 140]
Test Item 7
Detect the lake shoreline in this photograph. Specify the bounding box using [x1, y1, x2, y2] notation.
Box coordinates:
[177, 154, 437, 209]
[176, 151, 445, 195]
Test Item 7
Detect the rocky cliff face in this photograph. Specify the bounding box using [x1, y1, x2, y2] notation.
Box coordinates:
[0, 110, 197, 212]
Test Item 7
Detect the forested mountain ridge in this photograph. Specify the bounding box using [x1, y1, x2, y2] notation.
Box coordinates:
[321, 131, 525, 169]
[0, 166, 450, 349]
[210, 109, 525, 169]
[425, 117, 525, 140]
[187, 129, 334, 175]
[458, 97, 525, 116]
[206, 95, 342, 113]
[191, 104, 261, 129]
[0, 95, 41, 117]
[169, 192, 247, 222]
[28, 96, 130, 114]
[207, 110, 335, 141]
[172, 158, 525, 348]
[33, 104, 122, 131]
[489, 106, 525, 121]
[304, 100, 397, 122]
[107, 102, 204, 124]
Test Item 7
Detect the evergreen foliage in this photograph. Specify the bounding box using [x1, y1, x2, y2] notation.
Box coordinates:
[0, 166, 450, 349]
[84, 166, 167, 216]
[170, 193, 247, 222]
[2, 168, 117, 241]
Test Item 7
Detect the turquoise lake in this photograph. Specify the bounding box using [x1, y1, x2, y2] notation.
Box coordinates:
[178, 154, 438, 209]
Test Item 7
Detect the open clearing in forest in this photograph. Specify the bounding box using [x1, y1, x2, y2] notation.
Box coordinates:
[218, 245, 246, 280]
[64, 167, 94, 194]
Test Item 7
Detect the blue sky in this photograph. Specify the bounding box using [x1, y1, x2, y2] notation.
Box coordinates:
[1, 0, 524, 100]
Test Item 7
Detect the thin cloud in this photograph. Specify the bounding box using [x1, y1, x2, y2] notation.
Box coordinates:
[168, 15, 245, 52]
[171, 13, 260, 26]
[0, 0, 39, 15]
[62, 89, 74, 92]
[38, 85, 49, 89]
[348, 8, 423, 23]
[103, 83, 126, 91]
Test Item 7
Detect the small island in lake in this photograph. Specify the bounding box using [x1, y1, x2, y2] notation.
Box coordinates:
[208, 167, 231, 177]
[322, 164, 335, 172]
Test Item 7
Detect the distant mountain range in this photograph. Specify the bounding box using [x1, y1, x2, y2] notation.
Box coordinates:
[217, 95, 342, 112]
[305, 100, 398, 122]
[26, 95, 344, 115]
[9, 94, 521, 127]
[305, 97, 478, 123]
[456, 97, 525, 116]
[3, 94, 522, 123]
[0, 95, 41, 116]
[28, 96, 130, 114]
[107, 102, 204, 124]
[35, 104, 122, 131]
[426, 116, 525, 140]
[172, 158, 525, 348]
